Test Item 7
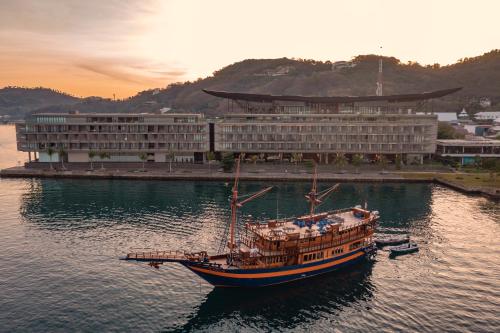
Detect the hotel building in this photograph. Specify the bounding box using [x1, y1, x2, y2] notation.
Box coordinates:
[16, 113, 208, 163]
[16, 88, 461, 165]
[207, 88, 460, 164]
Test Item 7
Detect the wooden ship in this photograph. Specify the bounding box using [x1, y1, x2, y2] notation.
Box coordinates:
[122, 159, 379, 287]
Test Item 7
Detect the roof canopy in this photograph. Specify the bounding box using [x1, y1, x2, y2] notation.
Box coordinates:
[202, 87, 462, 104]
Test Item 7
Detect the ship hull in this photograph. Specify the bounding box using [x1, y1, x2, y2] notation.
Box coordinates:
[183, 247, 372, 287]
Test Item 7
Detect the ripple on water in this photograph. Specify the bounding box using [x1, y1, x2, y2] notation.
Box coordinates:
[0, 178, 499, 332]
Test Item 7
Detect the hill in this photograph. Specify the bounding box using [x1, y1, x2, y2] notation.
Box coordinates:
[2, 50, 500, 118]
[0, 87, 80, 119]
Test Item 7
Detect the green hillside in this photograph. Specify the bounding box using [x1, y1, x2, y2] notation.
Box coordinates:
[2, 50, 499, 119]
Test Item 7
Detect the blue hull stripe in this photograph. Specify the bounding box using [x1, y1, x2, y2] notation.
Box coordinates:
[184, 251, 368, 287]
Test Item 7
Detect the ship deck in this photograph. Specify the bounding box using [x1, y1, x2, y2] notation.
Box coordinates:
[250, 209, 368, 240]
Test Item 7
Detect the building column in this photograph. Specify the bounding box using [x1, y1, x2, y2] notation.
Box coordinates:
[28, 151, 31, 162]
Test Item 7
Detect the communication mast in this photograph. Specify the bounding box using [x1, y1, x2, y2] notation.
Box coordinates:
[376, 47, 383, 96]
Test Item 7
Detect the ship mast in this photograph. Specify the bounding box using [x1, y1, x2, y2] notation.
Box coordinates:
[305, 164, 340, 220]
[228, 157, 273, 256]
[229, 157, 241, 254]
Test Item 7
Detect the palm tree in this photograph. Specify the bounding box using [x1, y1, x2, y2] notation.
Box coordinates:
[139, 152, 148, 171]
[99, 151, 110, 169]
[395, 154, 402, 170]
[58, 147, 67, 170]
[206, 151, 215, 174]
[88, 150, 96, 170]
[47, 147, 55, 170]
[334, 153, 347, 171]
[352, 154, 363, 174]
[291, 152, 302, 172]
[250, 155, 258, 165]
[167, 150, 175, 173]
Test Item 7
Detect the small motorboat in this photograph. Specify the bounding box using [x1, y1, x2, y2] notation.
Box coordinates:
[375, 235, 410, 247]
[389, 242, 419, 256]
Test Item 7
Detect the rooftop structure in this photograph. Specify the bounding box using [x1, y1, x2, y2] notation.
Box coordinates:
[203, 87, 461, 107]
[475, 111, 500, 121]
[458, 108, 469, 119]
[434, 112, 458, 123]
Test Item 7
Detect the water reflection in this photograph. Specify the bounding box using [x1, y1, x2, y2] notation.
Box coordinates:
[20, 179, 433, 234]
[172, 262, 375, 332]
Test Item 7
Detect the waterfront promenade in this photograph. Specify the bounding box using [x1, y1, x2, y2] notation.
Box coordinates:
[1, 162, 499, 199]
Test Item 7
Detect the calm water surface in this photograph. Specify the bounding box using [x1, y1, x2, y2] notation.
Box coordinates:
[0, 125, 499, 332]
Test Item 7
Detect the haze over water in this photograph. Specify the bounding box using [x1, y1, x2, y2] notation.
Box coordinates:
[0, 125, 499, 332]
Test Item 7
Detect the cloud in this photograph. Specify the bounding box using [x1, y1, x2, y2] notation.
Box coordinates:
[74, 57, 187, 84]
[0, 0, 156, 34]
[0, 0, 187, 97]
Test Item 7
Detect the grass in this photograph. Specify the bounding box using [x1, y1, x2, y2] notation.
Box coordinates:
[436, 172, 500, 189]
[399, 171, 500, 190]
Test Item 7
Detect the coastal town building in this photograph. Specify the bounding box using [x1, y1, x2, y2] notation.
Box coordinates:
[436, 138, 500, 165]
[433, 112, 458, 123]
[475, 111, 500, 121]
[16, 88, 462, 165]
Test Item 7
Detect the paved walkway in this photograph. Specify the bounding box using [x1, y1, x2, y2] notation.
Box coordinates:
[1, 163, 497, 199]
[0, 161, 425, 182]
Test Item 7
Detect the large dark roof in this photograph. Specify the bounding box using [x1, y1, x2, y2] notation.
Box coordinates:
[202, 87, 462, 103]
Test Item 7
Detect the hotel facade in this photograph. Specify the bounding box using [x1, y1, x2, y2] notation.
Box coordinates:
[16, 88, 461, 164]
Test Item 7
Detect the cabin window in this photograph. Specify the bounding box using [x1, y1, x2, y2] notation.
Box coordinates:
[333, 247, 344, 255]
[349, 241, 362, 250]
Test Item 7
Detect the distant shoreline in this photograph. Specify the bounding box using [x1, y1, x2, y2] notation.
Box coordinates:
[1, 166, 498, 200]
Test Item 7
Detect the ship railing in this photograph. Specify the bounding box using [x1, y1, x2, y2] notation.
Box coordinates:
[338, 219, 370, 231]
[125, 249, 188, 261]
[246, 208, 354, 230]
[253, 231, 373, 257]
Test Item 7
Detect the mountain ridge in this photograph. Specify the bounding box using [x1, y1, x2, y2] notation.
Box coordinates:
[2, 49, 499, 119]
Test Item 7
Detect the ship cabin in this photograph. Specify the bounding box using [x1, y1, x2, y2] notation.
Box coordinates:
[237, 206, 377, 269]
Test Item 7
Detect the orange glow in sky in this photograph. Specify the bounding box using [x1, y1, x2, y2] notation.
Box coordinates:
[0, 0, 499, 98]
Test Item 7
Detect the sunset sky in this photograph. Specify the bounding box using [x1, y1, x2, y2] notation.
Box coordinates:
[0, 0, 498, 98]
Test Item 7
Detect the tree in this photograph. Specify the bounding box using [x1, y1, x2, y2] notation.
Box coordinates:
[437, 122, 465, 139]
[221, 153, 235, 172]
[352, 154, 363, 173]
[206, 151, 215, 174]
[47, 147, 55, 170]
[58, 147, 66, 170]
[250, 155, 258, 165]
[334, 153, 347, 169]
[88, 150, 96, 170]
[98, 151, 110, 169]
[167, 150, 175, 173]
[291, 153, 302, 165]
[139, 152, 148, 171]
[395, 154, 402, 170]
